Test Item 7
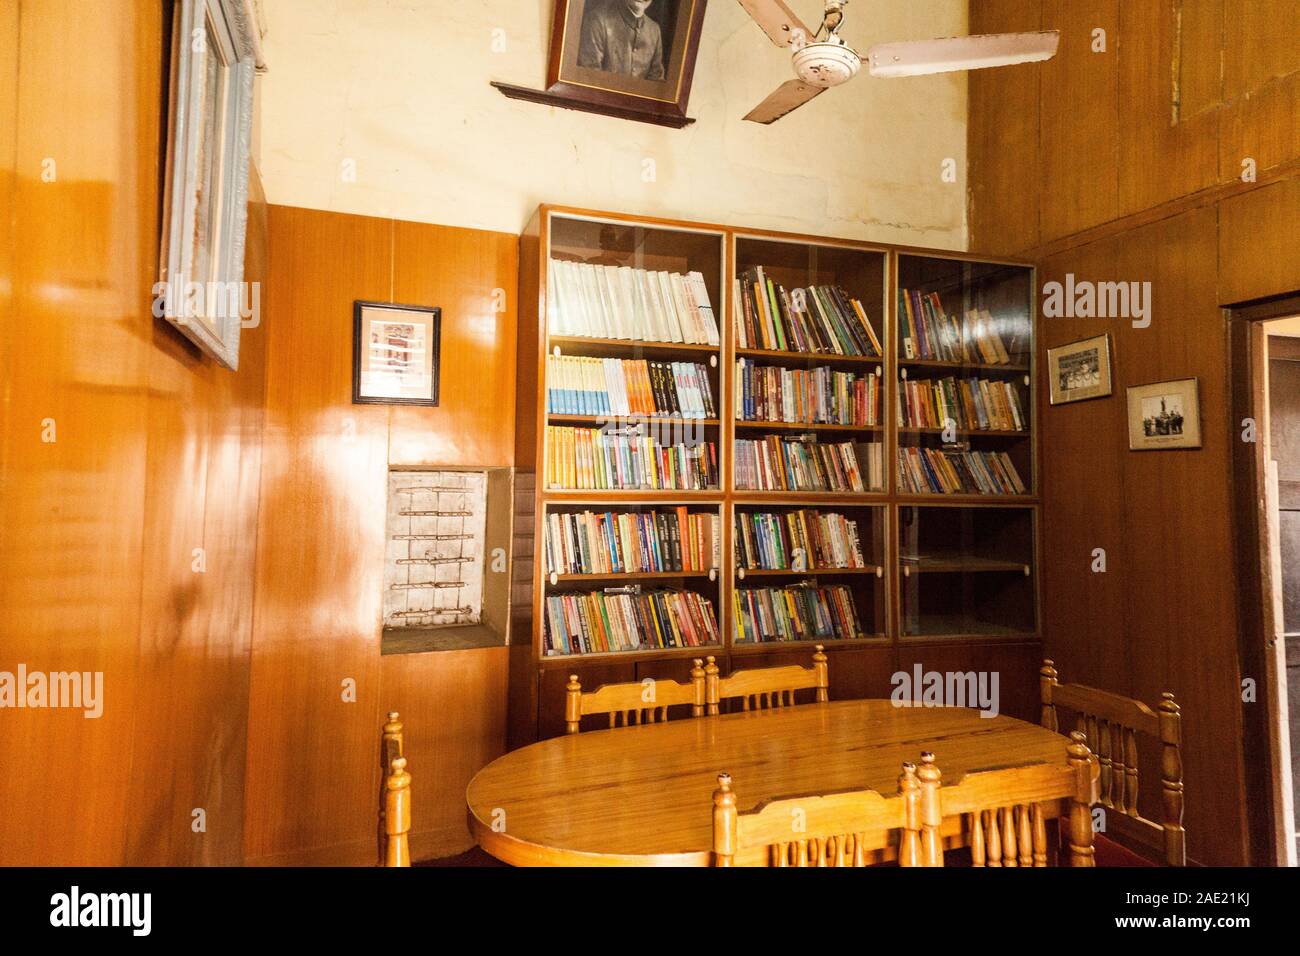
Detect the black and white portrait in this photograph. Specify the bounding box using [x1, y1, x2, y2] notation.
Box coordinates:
[577, 0, 667, 81]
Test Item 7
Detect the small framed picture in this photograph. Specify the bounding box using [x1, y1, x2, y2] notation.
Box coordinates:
[1127, 378, 1201, 450]
[1047, 334, 1112, 405]
[352, 301, 441, 405]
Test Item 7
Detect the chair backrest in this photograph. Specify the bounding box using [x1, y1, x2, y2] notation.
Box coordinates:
[1039, 659, 1185, 865]
[378, 711, 411, 867]
[565, 659, 706, 733]
[706, 646, 828, 714]
[712, 761, 932, 867]
[932, 733, 1099, 867]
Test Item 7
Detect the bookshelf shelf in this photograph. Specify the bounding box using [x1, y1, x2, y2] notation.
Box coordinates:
[548, 335, 721, 358]
[735, 346, 883, 367]
[512, 204, 1038, 741]
[897, 427, 1026, 439]
[899, 359, 1029, 374]
[548, 414, 721, 427]
[735, 419, 883, 434]
[738, 566, 883, 577]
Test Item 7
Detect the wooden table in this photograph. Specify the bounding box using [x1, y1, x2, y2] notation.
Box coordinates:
[467, 699, 1073, 866]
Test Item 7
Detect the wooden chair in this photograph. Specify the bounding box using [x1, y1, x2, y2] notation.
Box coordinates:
[712, 761, 932, 867]
[565, 659, 706, 733]
[706, 645, 828, 714]
[933, 733, 1099, 867]
[1039, 660, 1185, 865]
[378, 711, 412, 867]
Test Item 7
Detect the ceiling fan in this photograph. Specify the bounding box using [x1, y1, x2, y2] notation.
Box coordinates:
[737, 0, 1060, 123]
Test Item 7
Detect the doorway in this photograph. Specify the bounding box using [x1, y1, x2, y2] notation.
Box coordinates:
[1233, 300, 1300, 866]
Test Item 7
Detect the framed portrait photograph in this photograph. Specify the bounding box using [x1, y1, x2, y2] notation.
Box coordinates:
[353, 302, 441, 406]
[494, 0, 707, 127]
[1127, 378, 1201, 451]
[159, 0, 261, 370]
[1047, 333, 1113, 405]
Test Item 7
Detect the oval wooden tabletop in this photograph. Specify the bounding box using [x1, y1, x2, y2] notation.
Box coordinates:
[467, 699, 1072, 866]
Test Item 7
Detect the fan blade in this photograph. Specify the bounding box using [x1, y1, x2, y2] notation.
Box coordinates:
[865, 31, 1060, 78]
[736, 0, 815, 48]
[743, 79, 827, 124]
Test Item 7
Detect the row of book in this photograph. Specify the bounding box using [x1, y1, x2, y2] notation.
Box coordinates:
[543, 588, 719, 655]
[735, 510, 868, 571]
[545, 426, 718, 490]
[734, 268, 881, 356]
[547, 259, 720, 345]
[898, 289, 1021, 364]
[735, 436, 883, 493]
[897, 376, 1027, 432]
[897, 447, 1027, 495]
[545, 509, 722, 576]
[735, 358, 881, 427]
[732, 584, 864, 644]
[546, 356, 717, 419]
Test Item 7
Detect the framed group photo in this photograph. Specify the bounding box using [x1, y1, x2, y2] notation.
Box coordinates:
[1046, 333, 1112, 405]
[352, 301, 441, 406]
[1126, 378, 1201, 450]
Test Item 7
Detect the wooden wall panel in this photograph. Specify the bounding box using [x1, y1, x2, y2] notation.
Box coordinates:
[379, 647, 509, 859]
[0, 1, 270, 866]
[1038, 211, 1249, 866]
[0, 0, 153, 866]
[1219, 176, 1300, 305]
[244, 206, 517, 864]
[389, 220, 517, 467]
[1037, 239, 1129, 691]
[123, 173, 269, 865]
[1220, 0, 1300, 179]
[1037, 0, 1120, 242]
[967, 0, 1043, 255]
[242, 207, 392, 862]
[1116, 0, 1219, 215]
[972, 0, 1300, 865]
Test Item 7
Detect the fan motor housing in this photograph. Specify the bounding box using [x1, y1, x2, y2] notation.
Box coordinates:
[792, 40, 861, 88]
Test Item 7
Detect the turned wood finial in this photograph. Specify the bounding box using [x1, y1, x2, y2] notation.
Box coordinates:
[1157, 691, 1186, 865]
[712, 772, 737, 866]
[813, 644, 829, 702]
[1039, 659, 1058, 732]
[565, 675, 582, 734]
[1066, 731, 1096, 867]
[705, 655, 721, 716]
[690, 658, 706, 716]
[897, 761, 921, 867]
[384, 756, 412, 868]
[916, 751, 943, 867]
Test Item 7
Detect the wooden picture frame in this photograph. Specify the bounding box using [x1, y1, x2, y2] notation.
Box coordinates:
[1127, 378, 1201, 450]
[352, 301, 441, 406]
[159, 0, 260, 370]
[1047, 333, 1113, 405]
[492, 0, 707, 128]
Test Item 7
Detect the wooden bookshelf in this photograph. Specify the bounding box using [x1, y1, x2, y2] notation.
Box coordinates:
[510, 204, 1039, 745]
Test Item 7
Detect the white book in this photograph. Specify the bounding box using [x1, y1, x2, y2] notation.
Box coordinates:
[640, 268, 667, 342]
[688, 271, 719, 345]
[657, 270, 685, 343]
[668, 273, 698, 344]
[549, 260, 570, 335]
[619, 266, 642, 339]
[601, 265, 622, 338]
[572, 261, 592, 337]
[592, 265, 615, 338]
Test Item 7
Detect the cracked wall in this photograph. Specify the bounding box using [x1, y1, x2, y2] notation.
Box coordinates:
[255, 0, 968, 247]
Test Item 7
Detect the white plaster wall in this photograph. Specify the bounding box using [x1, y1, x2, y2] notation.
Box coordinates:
[255, 0, 968, 247]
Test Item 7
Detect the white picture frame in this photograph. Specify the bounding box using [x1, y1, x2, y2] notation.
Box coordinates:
[159, 0, 260, 370]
